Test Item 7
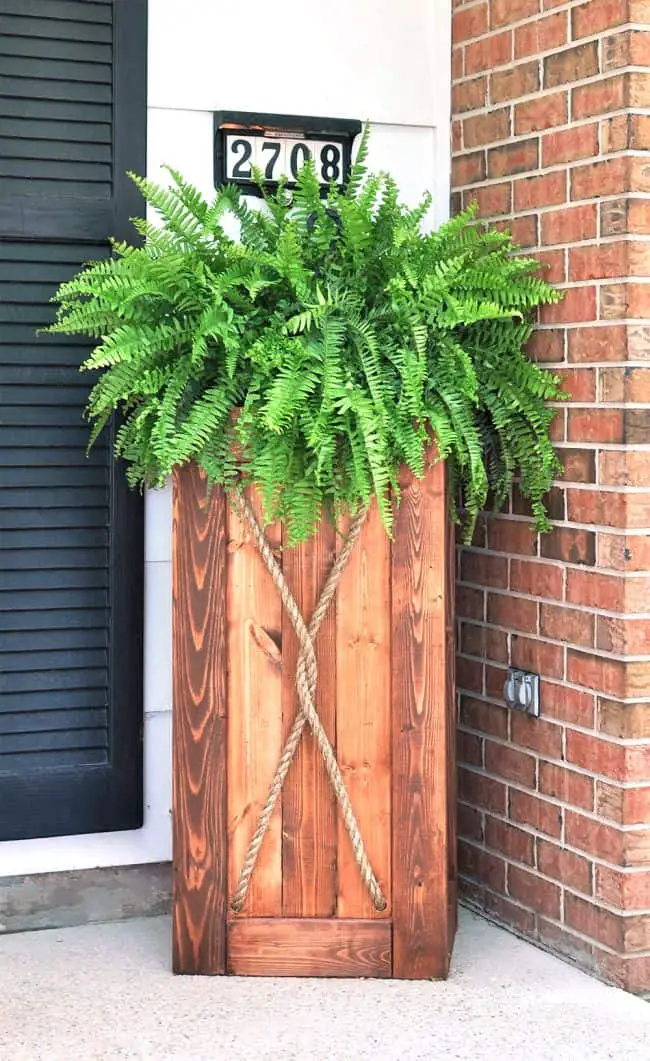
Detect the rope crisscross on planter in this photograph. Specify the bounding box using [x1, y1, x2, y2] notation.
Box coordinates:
[229, 492, 387, 914]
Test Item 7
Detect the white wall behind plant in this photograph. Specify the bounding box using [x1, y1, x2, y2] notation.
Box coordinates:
[0, 0, 450, 876]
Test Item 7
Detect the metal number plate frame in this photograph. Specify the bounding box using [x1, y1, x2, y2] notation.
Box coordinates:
[214, 111, 362, 198]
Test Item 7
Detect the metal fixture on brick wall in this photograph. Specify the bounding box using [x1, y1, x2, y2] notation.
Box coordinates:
[503, 668, 540, 717]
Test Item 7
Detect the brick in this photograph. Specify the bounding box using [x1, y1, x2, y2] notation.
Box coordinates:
[510, 558, 563, 599]
[460, 695, 509, 738]
[545, 42, 599, 88]
[471, 885, 537, 936]
[597, 781, 650, 824]
[491, 0, 539, 28]
[461, 621, 509, 662]
[459, 840, 506, 891]
[510, 790, 563, 838]
[487, 592, 538, 633]
[537, 839, 592, 894]
[541, 682, 595, 727]
[540, 762, 595, 811]
[542, 124, 598, 166]
[599, 452, 650, 489]
[515, 12, 567, 59]
[540, 287, 597, 325]
[603, 29, 650, 71]
[569, 244, 627, 283]
[559, 369, 593, 401]
[541, 527, 595, 566]
[452, 47, 464, 83]
[511, 712, 563, 758]
[461, 550, 509, 588]
[452, 150, 487, 186]
[572, 75, 626, 120]
[527, 329, 563, 363]
[486, 815, 535, 864]
[459, 767, 508, 814]
[602, 366, 650, 403]
[570, 157, 628, 200]
[565, 810, 625, 863]
[485, 740, 537, 787]
[567, 325, 626, 363]
[487, 519, 538, 556]
[567, 570, 625, 610]
[565, 894, 622, 950]
[567, 409, 624, 444]
[511, 634, 565, 679]
[452, 76, 488, 113]
[626, 828, 650, 866]
[453, 3, 488, 43]
[486, 662, 509, 699]
[491, 61, 540, 104]
[457, 584, 485, 621]
[598, 952, 650, 993]
[514, 170, 566, 210]
[466, 30, 513, 75]
[572, 0, 629, 39]
[598, 533, 650, 572]
[464, 181, 512, 216]
[628, 325, 650, 359]
[463, 107, 510, 147]
[458, 801, 484, 842]
[625, 410, 650, 445]
[515, 92, 567, 134]
[536, 248, 565, 284]
[457, 654, 484, 693]
[596, 866, 650, 909]
[488, 139, 539, 178]
[628, 198, 650, 234]
[452, 119, 462, 152]
[597, 615, 650, 654]
[566, 731, 631, 781]
[509, 864, 562, 918]
[598, 698, 650, 740]
[540, 603, 594, 648]
[600, 199, 630, 237]
[510, 213, 538, 248]
[555, 447, 596, 483]
[567, 650, 626, 698]
[459, 729, 484, 766]
[566, 488, 626, 527]
[604, 282, 650, 319]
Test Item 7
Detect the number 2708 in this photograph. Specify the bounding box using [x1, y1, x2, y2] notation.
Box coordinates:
[226, 136, 343, 186]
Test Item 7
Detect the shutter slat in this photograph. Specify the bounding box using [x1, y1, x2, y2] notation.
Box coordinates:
[1, 748, 108, 771]
[0, 14, 112, 43]
[0, 138, 112, 164]
[0, 118, 111, 144]
[0, 569, 108, 592]
[2, 649, 107, 674]
[3, 628, 107, 652]
[0, 708, 108, 735]
[0, 34, 111, 63]
[1, 668, 108, 695]
[0, 76, 111, 103]
[0, 609, 108, 634]
[0, 2, 112, 26]
[1, 55, 112, 84]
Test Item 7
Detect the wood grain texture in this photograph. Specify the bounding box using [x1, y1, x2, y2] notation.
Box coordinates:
[446, 514, 458, 942]
[227, 918, 392, 977]
[281, 521, 338, 917]
[336, 502, 391, 918]
[391, 456, 453, 979]
[172, 465, 228, 974]
[227, 488, 283, 916]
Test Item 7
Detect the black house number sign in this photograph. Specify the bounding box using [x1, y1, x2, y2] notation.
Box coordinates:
[214, 112, 362, 196]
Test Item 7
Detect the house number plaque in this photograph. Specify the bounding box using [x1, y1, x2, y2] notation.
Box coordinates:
[214, 111, 361, 197]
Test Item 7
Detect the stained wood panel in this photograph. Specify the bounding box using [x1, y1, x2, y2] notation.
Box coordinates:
[172, 461, 456, 978]
[172, 466, 227, 974]
[336, 502, 391, 918]
[281, 523, 338, 917]
[227, 489, 283, 916]
[228, 919, 391, 977]
[391, 456, 452, 979]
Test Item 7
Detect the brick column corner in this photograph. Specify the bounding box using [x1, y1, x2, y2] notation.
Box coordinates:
[451, 0, 650, 993]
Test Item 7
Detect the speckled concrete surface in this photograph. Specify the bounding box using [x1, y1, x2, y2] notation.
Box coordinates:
[1, 908, 648, 1060]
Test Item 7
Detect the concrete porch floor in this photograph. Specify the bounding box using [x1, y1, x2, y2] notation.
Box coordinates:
[1, 909, 649, 1060]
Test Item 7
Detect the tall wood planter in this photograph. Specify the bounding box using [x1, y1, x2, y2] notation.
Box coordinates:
[172, 458, 457, 978]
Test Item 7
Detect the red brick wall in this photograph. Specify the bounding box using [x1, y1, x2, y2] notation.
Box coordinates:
[451, 0, 650, 992]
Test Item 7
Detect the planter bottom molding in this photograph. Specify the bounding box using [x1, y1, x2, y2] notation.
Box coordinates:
[172, 460, 457, 979]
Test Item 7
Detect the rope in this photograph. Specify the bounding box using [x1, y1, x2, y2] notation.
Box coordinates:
[229, 492, 387, 914]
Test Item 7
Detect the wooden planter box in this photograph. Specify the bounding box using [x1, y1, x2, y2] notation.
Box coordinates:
[172, 458, 456, 978]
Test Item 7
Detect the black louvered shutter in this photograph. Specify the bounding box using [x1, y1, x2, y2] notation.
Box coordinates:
[0, 0, 147, 840]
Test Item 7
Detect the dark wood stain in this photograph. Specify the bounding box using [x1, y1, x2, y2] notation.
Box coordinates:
[172, 465, 228, 974]
[391, 456, 453, 979]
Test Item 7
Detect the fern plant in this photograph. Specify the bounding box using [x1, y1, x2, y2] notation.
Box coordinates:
[47, 129, 564, 546]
